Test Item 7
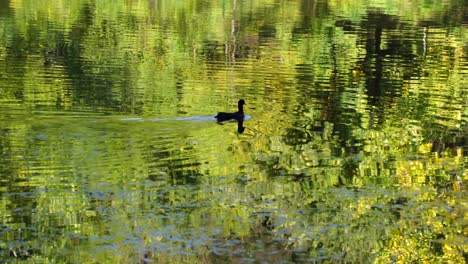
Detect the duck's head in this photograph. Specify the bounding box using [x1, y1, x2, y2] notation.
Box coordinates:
[238, 99, 246, 106]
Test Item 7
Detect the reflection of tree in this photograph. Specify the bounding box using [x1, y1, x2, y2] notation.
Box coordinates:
[3, 35, 27, 101]
[281, 6, 467, 188]
[64, 4, 120, 109]
[353, 11, 424, 125]
[0, 0, 11, 16]
[359, 12, 399, 103]
[292, 0, 330, 35]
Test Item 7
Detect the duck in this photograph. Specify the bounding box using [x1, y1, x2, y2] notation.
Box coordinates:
[215, 99, 246, 122]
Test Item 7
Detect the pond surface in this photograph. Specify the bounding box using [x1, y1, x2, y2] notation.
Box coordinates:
[0, 0, 467, 263]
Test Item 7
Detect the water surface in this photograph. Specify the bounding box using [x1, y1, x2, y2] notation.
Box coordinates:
[0, 0, 467, 263]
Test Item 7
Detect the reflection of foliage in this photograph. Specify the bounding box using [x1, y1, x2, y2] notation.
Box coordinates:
[376, 191, 468, 263]
[0, 0, 467, 263]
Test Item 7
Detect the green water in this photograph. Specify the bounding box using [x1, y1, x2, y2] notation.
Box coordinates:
[0, 0, 467, 263]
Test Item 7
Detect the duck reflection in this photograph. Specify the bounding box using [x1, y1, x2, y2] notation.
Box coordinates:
[236, 118, 245, 134]
[216, 117, 246, 134]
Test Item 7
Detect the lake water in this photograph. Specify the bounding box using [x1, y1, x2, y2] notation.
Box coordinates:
[0, 0, 467, 263]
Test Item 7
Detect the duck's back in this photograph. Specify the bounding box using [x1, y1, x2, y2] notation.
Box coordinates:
[215, 112, 244, 122]
[215, 112, 235, 119]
